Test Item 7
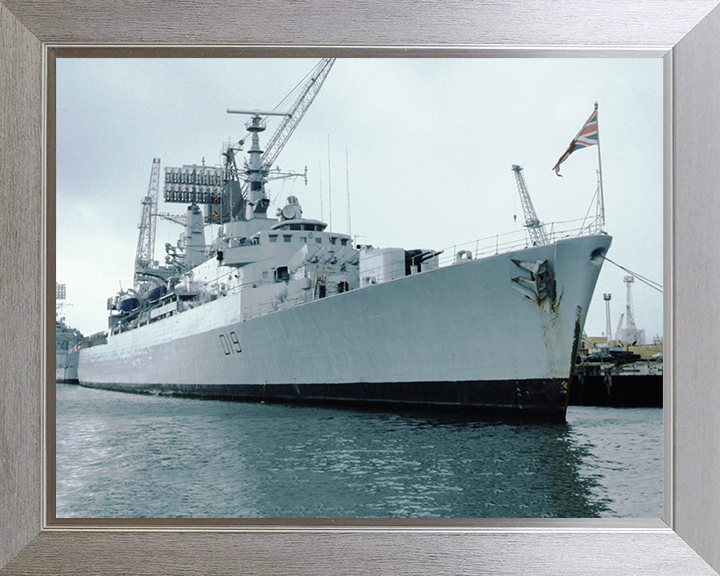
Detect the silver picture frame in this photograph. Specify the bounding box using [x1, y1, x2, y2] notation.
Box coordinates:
[1, 1, 719, 574]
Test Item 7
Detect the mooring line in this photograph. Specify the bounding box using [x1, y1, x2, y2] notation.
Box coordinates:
[603, 256, 663, 293]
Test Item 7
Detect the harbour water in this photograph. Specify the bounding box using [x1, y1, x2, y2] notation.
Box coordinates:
[56, 383, 662, 518]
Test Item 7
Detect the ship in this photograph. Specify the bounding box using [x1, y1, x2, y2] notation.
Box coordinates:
[77, 59, 612, 418]
[56, 282, 83, 383]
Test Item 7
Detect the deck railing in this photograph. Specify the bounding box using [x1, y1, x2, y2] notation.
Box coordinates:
[434, 216, 604, 269]
[131, 215, 605, 328]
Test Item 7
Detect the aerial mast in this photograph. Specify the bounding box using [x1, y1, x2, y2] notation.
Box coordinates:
[511, 164, 548, 246]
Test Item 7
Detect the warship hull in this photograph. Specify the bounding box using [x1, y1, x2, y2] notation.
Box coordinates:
[55, 308, 82, 383]
[56, 350, 79, 383]
[78, 234, 611, 417]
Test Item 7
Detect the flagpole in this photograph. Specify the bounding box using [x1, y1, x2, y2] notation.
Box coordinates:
[595, 101, 606, 227]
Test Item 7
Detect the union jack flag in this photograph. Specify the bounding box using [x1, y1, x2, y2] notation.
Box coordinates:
[553, 106, 599, 176]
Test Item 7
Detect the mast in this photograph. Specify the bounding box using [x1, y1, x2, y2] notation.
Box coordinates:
[327, 135, 332, 231]
[226, 110, 291, 219]
[346, 145, 351, 238]
[624, 275, 641, 343]
[225, 58, 336, 222]
[595, 102, 606, 226]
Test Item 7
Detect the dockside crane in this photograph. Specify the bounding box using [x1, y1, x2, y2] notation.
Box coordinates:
[615, 313, 625, 344]
[262, 58, 335, 174]
[511, 164, 548, 246]
[134, 158, 161, 288]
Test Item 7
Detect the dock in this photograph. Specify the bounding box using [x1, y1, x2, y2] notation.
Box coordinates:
[569, 344, 662, 407]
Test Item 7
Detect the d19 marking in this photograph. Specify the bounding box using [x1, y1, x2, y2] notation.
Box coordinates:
[219, 331, 242, 355]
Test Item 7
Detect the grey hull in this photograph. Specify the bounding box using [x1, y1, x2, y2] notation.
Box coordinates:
[79, 234, 611, 418]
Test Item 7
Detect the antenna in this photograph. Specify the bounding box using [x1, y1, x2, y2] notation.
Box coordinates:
[327, 135, 332, 231]
[226, 109, 291, 118]
[318, 159, 324, 221]
[346, 146, 352, 238]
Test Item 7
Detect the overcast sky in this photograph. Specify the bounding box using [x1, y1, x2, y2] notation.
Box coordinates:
[56, 58, 663, 341]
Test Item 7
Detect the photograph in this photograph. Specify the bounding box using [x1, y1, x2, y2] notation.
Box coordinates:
[55, 57, 663, 519]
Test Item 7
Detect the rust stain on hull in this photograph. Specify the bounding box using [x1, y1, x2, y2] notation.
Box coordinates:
[563, 306, 584, 410]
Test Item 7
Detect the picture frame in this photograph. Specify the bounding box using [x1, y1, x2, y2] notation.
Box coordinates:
[2, 1, 720, 574]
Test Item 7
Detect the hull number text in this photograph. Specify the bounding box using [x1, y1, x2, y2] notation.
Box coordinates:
[219, 331, 242, 355]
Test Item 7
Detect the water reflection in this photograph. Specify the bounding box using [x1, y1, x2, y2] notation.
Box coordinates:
[57, 384, 652, 518]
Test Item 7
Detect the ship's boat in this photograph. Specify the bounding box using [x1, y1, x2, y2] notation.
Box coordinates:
[116, 295, 140, 312]
[145, 285, 166, 303]
[77, 60, 611, 419]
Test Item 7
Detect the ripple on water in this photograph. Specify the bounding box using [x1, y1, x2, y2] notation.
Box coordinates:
[56, 384, 662, 518]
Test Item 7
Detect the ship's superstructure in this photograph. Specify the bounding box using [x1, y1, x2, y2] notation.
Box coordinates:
[78, 60, 612, 418]
[56, 282, 83, 383]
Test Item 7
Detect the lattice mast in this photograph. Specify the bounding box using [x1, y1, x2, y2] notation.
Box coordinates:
[623, 275, 642, 342]
[603, 293, 612, 343]
[134, 158, 161, 286]
[511, 164, 548, 246]
[624, 276, 637, 330]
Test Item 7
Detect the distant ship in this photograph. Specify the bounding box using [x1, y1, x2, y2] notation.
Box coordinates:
[78, 59, 611, 418]
[56, 283, 83, 383]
